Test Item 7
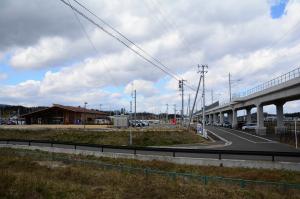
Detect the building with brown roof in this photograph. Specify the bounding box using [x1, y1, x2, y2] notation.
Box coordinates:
[22, 104, 108, 125]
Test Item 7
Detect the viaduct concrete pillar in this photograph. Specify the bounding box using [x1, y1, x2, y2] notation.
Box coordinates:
[213, 113, 218, 124]
[227, 112, 233, 124]
[246, 108, 252, 124]
[256, 103, 266, 135]
[232, 109, 238, 129]
[209, 114, 213, 124]
[220, 112, 224, 124]
[275, 102, 287, 134]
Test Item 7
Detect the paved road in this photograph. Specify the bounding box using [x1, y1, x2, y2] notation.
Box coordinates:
[1, 127, 300, 163]
[206, 126, 299, 152]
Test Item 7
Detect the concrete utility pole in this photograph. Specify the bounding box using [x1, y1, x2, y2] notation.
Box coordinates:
[165, 104, 169, 123]
[187, 94, 191, 116]
[188, 65, 202, 131]
[179, 79, 186, 125]
[134, 90, 137, 121]
[129, 100, 132, 145]
[229, 73, 232, 102]
[84, 102, 88, 129]
[173, 104, 176, 122]
[201, 65, 208, 138]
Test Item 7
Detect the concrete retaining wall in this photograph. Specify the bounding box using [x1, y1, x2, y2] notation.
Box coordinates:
[1, 144, 300, 171]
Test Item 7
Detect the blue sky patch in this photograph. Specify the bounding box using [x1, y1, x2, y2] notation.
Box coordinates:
[270, 0, 289, 18]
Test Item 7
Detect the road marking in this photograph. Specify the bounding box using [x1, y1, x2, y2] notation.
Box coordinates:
[213, 127, 258, 144]
[227, 128, 276, 143]
[206, 129, 232, 146]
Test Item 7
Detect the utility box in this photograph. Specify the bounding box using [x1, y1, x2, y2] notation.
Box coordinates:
[113, 115, 128, 128]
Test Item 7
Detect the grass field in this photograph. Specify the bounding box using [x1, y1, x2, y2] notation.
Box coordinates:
[0, 148, 299, 199]
[0, 128, 207, 146]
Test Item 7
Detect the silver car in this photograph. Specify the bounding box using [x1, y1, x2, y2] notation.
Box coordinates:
[242, 123, 257, 130]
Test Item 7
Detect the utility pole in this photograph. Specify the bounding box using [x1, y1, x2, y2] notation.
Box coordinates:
[188, 65, 202, 131]
[187, 94, 191, 116]
[165, 104, 169, 123]
[84, 102, 88, 129]
[201, 65, 208, 138]
[173, 104, 176, 122]
[99, 104, 102, 111]
[134, 90, 137, 121]
[129, 100, 132, 145]
[179, 79, 186, 125]
[229, 73, 232, 102]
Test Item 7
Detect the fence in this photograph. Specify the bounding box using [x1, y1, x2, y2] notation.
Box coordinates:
[233, 67, 300, 99]
[9, 149, 300, 190]
[1, 138, 300, 162]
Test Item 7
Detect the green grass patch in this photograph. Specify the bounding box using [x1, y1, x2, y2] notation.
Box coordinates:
[0, 128, 207, 146]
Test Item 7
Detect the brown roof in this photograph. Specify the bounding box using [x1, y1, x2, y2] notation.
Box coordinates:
[21, 104, 107, 117]
[52, 104, 106, 114]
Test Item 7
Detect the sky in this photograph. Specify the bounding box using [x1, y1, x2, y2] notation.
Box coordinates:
[0, 0, 299, 114]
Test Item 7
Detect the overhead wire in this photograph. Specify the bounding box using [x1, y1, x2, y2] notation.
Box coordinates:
[71, 0, 182, 81]
[59, 0, 197, 91]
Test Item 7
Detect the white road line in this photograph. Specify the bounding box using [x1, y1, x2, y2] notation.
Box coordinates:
[206, 129, 232, 146]
[214, 127, 258, 144]
[227, 128, 276, 143]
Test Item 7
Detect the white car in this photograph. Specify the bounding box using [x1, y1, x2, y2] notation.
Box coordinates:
[242, 123, 257, 130]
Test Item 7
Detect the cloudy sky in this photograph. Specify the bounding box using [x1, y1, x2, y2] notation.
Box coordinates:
[0, 0, 299, 114]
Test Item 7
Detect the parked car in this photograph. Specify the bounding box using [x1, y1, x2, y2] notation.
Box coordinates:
[6, 120, 16, 125]
[141, 121, 149, 126]
[222, 121, 232, 128]
[242, 123, 257, 130]
[213, 122, 222, 127]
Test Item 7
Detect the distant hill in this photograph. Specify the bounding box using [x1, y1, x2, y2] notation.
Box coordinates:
[0, 104, 48, 118]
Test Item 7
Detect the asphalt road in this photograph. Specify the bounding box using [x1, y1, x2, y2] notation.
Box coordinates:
[1, 126, 300, 162]
[206, 126, 299, 152]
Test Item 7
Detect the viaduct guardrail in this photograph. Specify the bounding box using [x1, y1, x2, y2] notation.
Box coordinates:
[1, 139, 300, 162]
[233, 67, 300, 99]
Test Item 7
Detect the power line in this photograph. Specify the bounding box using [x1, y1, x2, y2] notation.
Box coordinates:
[67, 0, 97, 53]
[61, 0, 197, 91]
[71, 0, 181, 81]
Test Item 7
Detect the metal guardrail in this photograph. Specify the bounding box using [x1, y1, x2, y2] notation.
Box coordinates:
[1, 139, 300, 162]
[233, 67, 300, 99]
[8, 149, 300, 190]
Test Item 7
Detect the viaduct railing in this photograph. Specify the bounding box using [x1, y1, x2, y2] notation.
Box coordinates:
[233, 67, 300, 99]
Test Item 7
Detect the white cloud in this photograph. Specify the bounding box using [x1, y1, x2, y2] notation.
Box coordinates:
[124, 79, 159, 97]
[0, 0, 299, 113]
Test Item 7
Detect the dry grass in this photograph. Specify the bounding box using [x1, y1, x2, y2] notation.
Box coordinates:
[0, 148, 299, 199]
[0, 128, 207, 146]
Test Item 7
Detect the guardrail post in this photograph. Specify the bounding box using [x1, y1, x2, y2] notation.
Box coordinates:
[29, 141, 31, 146]
[6, 140, 9, 145]
[272, 155, 275, 162]
[74, 145, 77, 150]
[101, 146, 104, 152]
[204, 176, 208, 185]
[134, 149, 137, 155]
[240, 180, 246, 188]
[173, 151, 175, 157]
[219, 153, 221, 160]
